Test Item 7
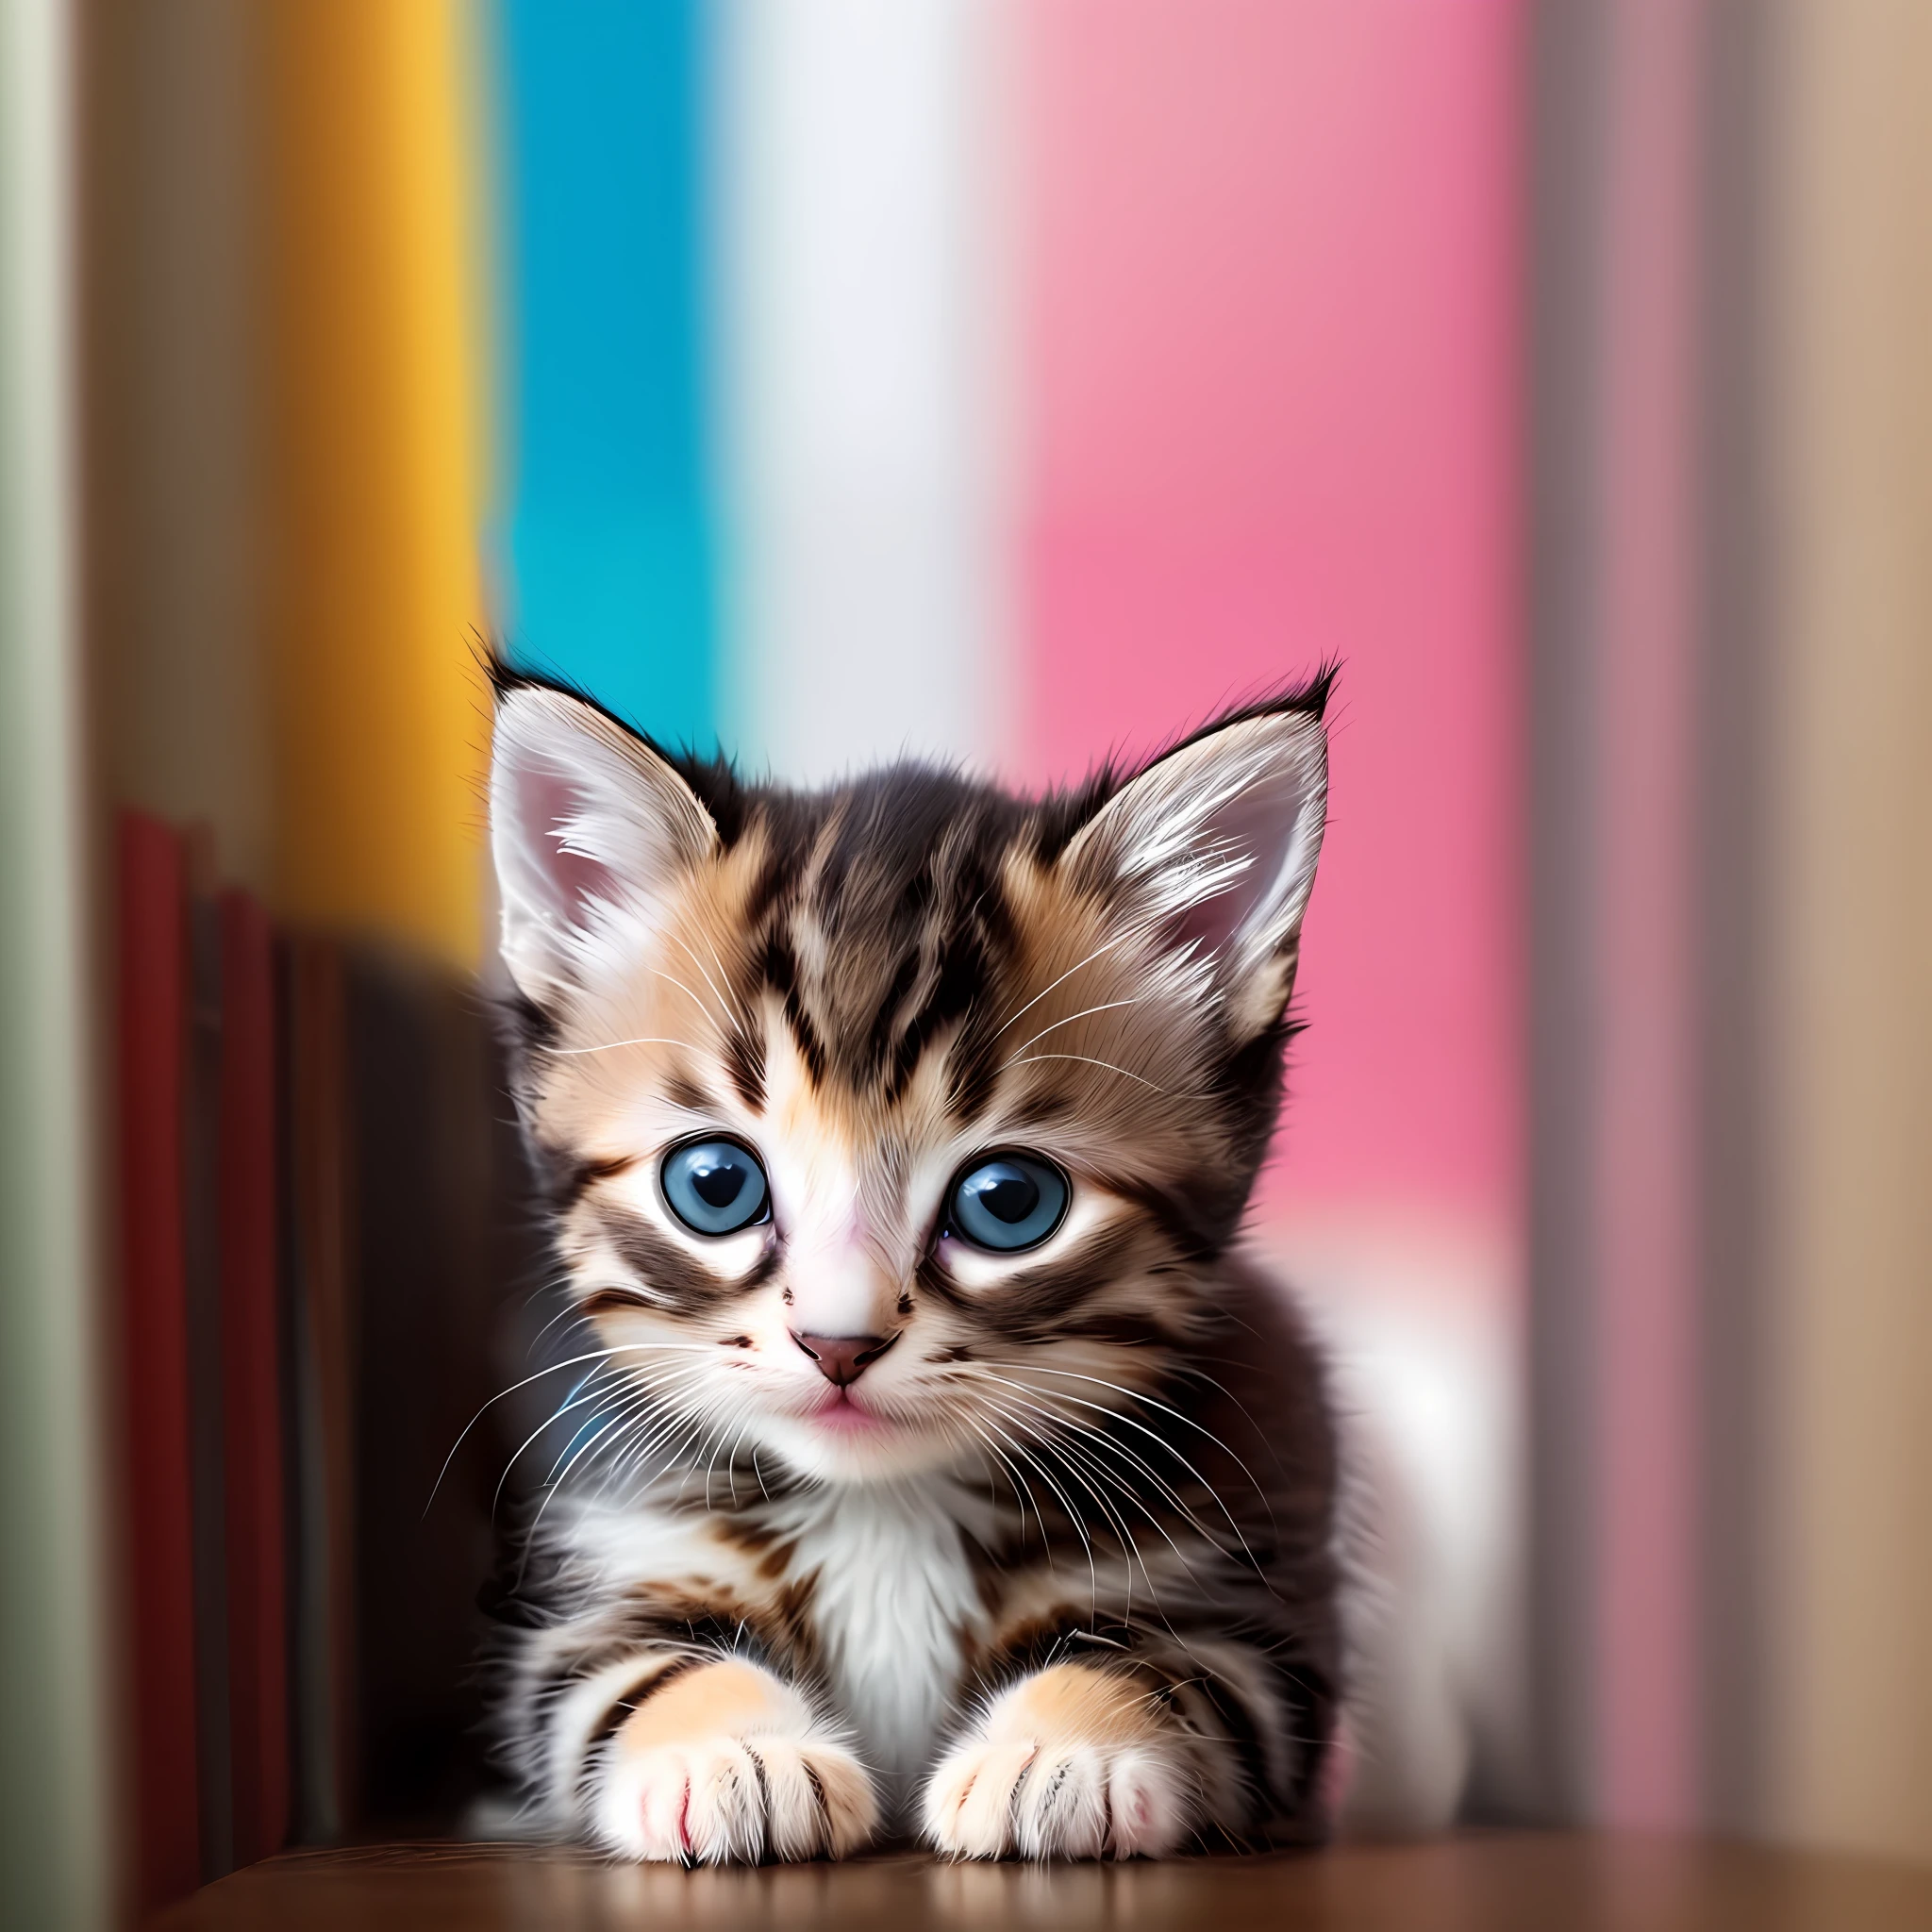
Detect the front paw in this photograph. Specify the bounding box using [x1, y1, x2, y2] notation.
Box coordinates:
[593, 1658, 876, 1863]
[923, 1662, 1193, 1860]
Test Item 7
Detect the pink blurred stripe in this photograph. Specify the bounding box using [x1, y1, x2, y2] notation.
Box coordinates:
[1594, 0, 1701, 1832]
[1019, 0, 1524, 1226]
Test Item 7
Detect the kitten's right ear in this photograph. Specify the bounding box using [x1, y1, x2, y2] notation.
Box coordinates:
[490, 684, 719, 1003]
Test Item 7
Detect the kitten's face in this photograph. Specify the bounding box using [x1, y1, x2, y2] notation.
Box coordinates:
[491, 679, 1326, 1488]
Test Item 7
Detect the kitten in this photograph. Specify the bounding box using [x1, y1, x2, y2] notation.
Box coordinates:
[486, 666, 1353, 1862]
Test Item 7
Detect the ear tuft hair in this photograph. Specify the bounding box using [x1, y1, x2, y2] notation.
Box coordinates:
[1058, 684, 1329, 1041]
[489, 675, 720, 1004]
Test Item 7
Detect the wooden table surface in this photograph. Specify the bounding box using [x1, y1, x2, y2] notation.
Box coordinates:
[156, 1833, 1932, 1930]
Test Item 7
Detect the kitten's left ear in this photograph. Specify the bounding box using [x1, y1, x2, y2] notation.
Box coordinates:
[490, 681, 720, 1004]
[1060, 698, 1328, 1041]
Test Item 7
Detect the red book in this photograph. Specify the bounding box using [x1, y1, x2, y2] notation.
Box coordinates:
[116, 813, 201, 1911]
[219, 891, 290, 1864]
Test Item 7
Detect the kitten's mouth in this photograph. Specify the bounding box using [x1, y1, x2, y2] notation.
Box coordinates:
[808, 1391, 888, 1433]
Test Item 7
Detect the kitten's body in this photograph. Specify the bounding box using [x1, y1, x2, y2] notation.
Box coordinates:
[483, 668, 1407, 1860]
[500, 1257, 1339, 1844]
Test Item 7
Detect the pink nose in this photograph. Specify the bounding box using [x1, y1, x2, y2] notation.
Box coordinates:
[791, 1331, 897, 1389]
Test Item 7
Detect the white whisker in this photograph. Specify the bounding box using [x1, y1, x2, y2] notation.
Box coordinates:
[1008, 1052, 1173, 1094]
[982, 1383, 1246, 1573]
[667, 928, 747, 1047]
[998, 996, 1144, 1070]
[975, 1408, 1098, 1600]
[979, 1395, 1201, 1641]
[424, 1341, 718, 1518]
[525, 1363, 714, 1509]
[976, 1369, 1265, 1571]
[957, 1416, 1042, 1544]
[992, 1360, 1272, 1500]
[649, 964, 733, 1037]
[550, 1035, 702, 1058]
[493, 1370, 629, 1517]
[974, 1402, 1144, 1622]
[991, 929, 1141, 1041]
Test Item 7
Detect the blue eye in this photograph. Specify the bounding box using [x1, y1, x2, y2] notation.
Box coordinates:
[661, 1139, 770, 1236]
[947, 1153, 1069, 1253]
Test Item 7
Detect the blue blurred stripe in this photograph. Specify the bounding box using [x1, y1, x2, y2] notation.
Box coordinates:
[492, 0, 715, 750]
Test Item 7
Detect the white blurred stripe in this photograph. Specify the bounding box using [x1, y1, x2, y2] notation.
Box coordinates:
[0, 0, 113, 1920]
[714, 0, 1016, 783]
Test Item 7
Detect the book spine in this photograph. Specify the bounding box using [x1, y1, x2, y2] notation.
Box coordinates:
[115, 813, 201, 1910]
[220, 891, 290, 1864]
[275, 938, 333, 1842]
[282, 936, 358, 1837]
[183, 881, 234, 1878]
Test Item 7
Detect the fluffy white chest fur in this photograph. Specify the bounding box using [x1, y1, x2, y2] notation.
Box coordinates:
[774, 1480, 983, 1800]
[565, 1478, 986, 1807]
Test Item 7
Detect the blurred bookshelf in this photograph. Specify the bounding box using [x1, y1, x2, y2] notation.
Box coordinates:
[111, 814, 543, 1912]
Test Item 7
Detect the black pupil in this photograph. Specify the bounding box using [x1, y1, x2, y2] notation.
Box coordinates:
[973, 1167, 1039, 1224]
[691, 1155, 746, 1208]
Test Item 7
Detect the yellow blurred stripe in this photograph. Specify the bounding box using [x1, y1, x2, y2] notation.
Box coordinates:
[263, 0, 490, 967]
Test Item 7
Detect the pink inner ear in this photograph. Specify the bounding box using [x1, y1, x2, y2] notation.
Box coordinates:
[1170, 770, 1306, 962]
[1172, 873, 1248, 960]
[519, 760, 618, 922]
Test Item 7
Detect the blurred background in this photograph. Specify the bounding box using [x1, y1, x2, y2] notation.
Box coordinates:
[3, 0, 1930, 1921]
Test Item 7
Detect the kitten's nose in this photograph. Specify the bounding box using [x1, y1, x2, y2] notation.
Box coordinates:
[791, 1330, 897, 1389]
